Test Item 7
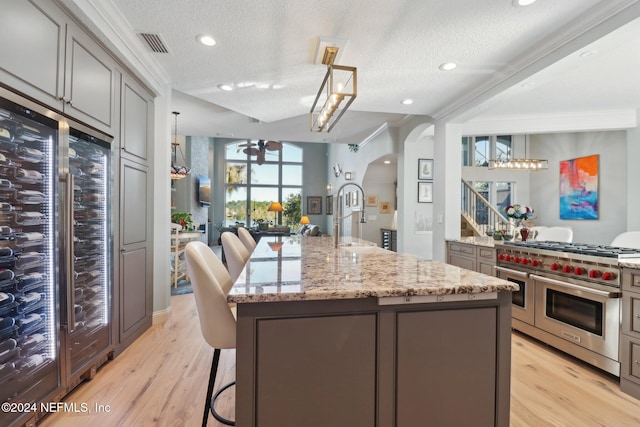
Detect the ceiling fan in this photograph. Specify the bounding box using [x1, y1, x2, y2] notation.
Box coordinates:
[239, 140, 282, 165]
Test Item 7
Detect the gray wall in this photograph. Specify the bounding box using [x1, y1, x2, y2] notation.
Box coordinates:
[172, 135, 210, 243]
[529, 131, 627, 245]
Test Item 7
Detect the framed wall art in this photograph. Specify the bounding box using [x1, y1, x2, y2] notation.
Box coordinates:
[559, 154, 599, 219]
[379, 201, 392, 213]
[418, 182, 433, 203]
[307, 196, 322, 215]
[418, 158, 434, 180]
[366, 195, 378, 207]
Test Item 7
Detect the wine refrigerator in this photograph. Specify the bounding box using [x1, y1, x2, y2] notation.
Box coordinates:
[0, 87, 113, 426]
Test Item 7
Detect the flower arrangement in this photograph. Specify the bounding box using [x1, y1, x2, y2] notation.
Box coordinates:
[503, 204, 534, 226]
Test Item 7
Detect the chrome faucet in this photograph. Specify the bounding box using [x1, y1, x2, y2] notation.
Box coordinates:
[334, 182, 366, 248]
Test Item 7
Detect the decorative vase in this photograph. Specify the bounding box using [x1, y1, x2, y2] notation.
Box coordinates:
[520, 227, 530, 242]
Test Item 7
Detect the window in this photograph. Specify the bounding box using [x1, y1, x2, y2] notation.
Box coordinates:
[474, 136, 490, 167]
[463, 135, 513, 167]
[224, 141, 303, 227]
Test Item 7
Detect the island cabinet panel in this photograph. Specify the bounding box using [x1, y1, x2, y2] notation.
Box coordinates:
[396, 307, 497, 426]
[235, 293, 512, 427]
[255, 314, 377, 427]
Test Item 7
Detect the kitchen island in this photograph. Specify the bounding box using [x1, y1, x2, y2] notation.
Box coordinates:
[228, 235, 518, 427]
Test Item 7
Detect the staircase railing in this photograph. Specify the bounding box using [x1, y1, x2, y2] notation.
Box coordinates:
[461, 179, 509, 236]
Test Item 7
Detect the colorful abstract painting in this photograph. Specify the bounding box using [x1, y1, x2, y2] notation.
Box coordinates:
[559, 155, 599, 219]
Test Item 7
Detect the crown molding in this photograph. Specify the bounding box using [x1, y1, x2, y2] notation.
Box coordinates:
[434, 0, 640, 124]
[57, 0, 171, 95]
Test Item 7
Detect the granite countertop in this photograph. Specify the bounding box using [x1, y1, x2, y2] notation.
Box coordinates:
[620, 259, 640, 268]
[446, 236, 501, 248]
[228, 235, 518, 304]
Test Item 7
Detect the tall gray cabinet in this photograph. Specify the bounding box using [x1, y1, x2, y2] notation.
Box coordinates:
[114, 76, 154, 355]
[0, 0, 155, 357]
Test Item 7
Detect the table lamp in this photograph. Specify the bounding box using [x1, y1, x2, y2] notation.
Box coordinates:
[300, 216, 310, 225]
[268, 201, 283, 226]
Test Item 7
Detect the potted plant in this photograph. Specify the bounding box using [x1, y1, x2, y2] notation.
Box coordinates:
[255, 219, 269, 231]
[171, 211, 194, 231]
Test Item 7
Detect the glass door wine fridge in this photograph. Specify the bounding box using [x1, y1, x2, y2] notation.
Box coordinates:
[0, 87, 113, 426]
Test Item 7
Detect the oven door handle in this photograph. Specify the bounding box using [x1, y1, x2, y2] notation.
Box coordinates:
[494, 266, 529, 278]
[530, 274, 621, 298]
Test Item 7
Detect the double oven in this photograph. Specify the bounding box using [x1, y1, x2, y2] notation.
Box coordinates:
[496, 242, 633, 376]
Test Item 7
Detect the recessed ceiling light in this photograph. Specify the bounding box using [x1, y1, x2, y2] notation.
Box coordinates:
[196, 34, 216, 46]
[236, 81, 255, 88]
[439, 62, 457, 71]
[579, 50, 596, 58]
[255, 83, 270, 89]
[513, 0, 536, 6]
[521, 82, 535, 88]
[401, 99, 414, 105]
[218, 84, 233, 91]
[384, 160, 391, 164]
[271, 84, 285, 90]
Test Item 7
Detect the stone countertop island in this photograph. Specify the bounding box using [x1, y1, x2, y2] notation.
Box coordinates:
[229, 235, 517, 427]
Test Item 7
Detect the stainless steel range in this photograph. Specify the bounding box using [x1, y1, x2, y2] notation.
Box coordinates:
[496, 241, 640, 376]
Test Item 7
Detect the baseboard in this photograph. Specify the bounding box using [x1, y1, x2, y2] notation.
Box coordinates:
[153, 305, 172, 325]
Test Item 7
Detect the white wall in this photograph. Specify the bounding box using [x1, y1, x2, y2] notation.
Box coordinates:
[529, 131, 627, 245]
[399, 126, 434, 259]
[627, 111, 640, 232]
[327, 128, 397, 242]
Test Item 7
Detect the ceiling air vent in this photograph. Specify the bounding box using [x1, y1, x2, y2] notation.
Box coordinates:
[138, 32, 171, 54]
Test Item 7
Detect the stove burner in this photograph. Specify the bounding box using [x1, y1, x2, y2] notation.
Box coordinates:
[502, 241, 640, 258]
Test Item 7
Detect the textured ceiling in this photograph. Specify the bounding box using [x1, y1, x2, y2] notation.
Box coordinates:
[106, 0, 640, 142]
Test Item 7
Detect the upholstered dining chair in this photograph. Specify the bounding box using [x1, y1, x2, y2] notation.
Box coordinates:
[611, 231, 640, 249]
[237, 226, 257, 253]
[221, 232, 250, 283]
[535, 226, 573, 243]
[185, 241, 237, 426]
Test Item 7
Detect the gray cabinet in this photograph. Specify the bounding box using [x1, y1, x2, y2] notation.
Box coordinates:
[381, 228, 397, 252]
[396, 307, 497, 426]
[621, 268, 640, 399]
[120, 76, 153, 164]
[0, 0, 117, 134]
[115, 160, 153, 354]
[447, 241, 496, 276]
[236, 295, 512, 426]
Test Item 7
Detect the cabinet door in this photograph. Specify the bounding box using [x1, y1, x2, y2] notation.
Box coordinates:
[121, 76, 153, 164]
[0, 0, 65, 108]
[255, 314, 377, 427]
[449, 253, 475, 271]
[64, 24, 117, 134]
[396, 307, 497, 426]
[478, 260, 496, 276]
[116, 160, 152, 350]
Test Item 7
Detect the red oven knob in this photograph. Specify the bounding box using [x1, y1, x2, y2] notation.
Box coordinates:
[504, 255, 511, 262]
[574, 267, 585, 276]
[551, 263, 561, 271]
[498, 254, 506, 261]
[532, 259, 540, 267]
[562, 265, 573, 273]
[522, 258, 530, 265]
[514, 256, 522, 264]
[601, 271, 615, 281]
[589, 269, 601, 279]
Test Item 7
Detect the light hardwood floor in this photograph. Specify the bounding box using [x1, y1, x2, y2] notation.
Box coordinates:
[39, 294, 640, 427]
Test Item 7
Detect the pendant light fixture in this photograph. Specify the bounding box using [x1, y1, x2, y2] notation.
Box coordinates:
[310, 46, 357, 132]
[488, 135, 548, 171]
[170, 111, 190, 180]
